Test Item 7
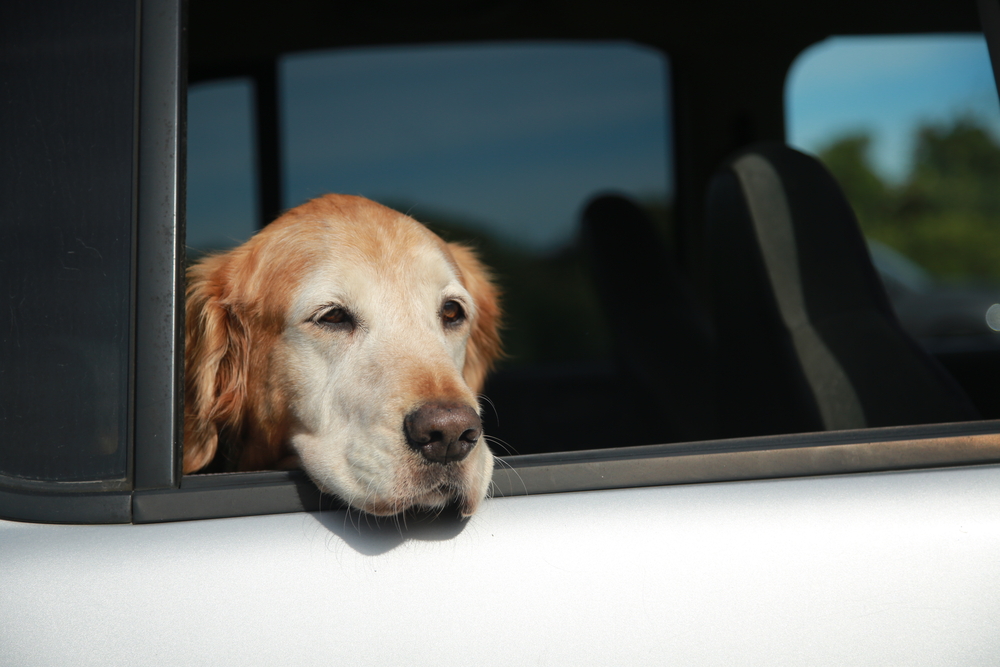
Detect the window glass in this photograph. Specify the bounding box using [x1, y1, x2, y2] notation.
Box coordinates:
[786, 35, 1000, 347]
[0, 0, 135, 482]
[186, 78, 258, 259]
[279, 43, 673, 369]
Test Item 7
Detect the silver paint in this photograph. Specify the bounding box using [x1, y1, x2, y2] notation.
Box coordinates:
[3, 464, 1000, 666]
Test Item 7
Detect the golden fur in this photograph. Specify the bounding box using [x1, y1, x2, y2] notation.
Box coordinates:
[184, 194, 501, 515]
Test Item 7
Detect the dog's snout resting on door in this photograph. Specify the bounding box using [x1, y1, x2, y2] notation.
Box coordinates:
[183, 194, 502, 516]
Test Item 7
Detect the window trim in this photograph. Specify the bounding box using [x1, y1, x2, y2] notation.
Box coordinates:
[0, 0, 185, 524]
[132, 0, 187, 493]
[131, 420, 1000, 524]
[0, 482, 132, 525]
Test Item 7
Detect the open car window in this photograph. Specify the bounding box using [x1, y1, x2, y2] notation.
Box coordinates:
[188, 42, 675, 457]
[178, 32, 1000, 512]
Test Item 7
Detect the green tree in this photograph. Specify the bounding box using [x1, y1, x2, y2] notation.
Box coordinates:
[819, 116, 1000, 283]
[906, 118, 1000, 220]
[818, 133, 893, 230]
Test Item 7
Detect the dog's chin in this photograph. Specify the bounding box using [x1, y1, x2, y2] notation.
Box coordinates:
[309, 466, 489, 518]
[293, 433, 494, 518]
[354, 484, 457, 517]
[337, 476, 488, 518]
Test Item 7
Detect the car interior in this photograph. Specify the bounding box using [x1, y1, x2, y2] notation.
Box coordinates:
[185, 0, 1000, 462]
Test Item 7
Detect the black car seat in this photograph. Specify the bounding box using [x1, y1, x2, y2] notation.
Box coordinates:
[703, 142, 978, 438]
[581, 194, 718, 443]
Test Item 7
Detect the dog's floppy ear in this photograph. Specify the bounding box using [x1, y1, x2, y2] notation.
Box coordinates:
[448, 243, 502, 394]
[182, 258, 250, 473]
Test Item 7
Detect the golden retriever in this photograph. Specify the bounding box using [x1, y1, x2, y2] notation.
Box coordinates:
[183, 194, 502, 516]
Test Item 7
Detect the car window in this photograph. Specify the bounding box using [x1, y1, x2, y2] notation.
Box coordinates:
[0, 0, 136, 483]
[8, 0, 1000, 526]
[786, 34, 1000, 347]
[187, 42, 674, 455]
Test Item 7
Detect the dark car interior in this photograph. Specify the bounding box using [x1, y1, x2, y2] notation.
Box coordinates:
[178, 0, 1000, 462]
[184, 0, 999, 461]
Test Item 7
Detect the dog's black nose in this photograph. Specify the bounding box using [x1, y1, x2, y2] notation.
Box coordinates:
[404, 403, 482, 464]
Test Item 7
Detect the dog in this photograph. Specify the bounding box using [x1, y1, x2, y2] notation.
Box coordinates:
[183, 194, 502, 516]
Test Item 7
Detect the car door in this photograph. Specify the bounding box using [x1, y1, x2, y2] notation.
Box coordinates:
[4, 1, 1000, 665]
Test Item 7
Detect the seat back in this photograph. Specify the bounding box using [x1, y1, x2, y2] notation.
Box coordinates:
[581, 194, 718, 442]
[703, 143, 978, 437]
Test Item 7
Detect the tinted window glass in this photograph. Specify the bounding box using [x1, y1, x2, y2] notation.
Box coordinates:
[0, 1, 135, 481]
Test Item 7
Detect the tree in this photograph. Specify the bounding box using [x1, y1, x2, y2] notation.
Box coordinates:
[818, 116, 1000, 283]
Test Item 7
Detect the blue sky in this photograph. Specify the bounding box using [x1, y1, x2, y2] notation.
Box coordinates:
[187, 35, 999, 252]
[786, 34, 1000, 182]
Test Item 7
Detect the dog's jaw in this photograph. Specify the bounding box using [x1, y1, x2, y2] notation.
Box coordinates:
[291, 429, 494, 516]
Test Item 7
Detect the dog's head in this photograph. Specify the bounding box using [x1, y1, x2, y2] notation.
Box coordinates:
[183, 195, 502, 516]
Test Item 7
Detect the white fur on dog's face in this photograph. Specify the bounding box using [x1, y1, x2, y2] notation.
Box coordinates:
[278, 229, 493, 516]
[183, 195, 501, 517]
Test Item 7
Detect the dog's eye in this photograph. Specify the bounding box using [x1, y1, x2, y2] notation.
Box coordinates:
[441, 300, 466, 326]
[316, 307, 353, 329]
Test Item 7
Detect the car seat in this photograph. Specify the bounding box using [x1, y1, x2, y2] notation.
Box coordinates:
[581, 194, 718, 443]
[702, 142, 979, 438]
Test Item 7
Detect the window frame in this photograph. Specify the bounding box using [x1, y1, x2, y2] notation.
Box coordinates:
[4, 0, 1000, 526]
[133, 421, 1000, 524]
[0, 0, 184, 524]
[132, 0, 187, 494]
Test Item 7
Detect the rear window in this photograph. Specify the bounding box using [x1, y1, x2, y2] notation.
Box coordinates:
[786, 34, 1000, 344]
[186, 78, 257, 254]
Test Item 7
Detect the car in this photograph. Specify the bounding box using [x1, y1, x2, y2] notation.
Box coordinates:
[3, 0, 1000, 664]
